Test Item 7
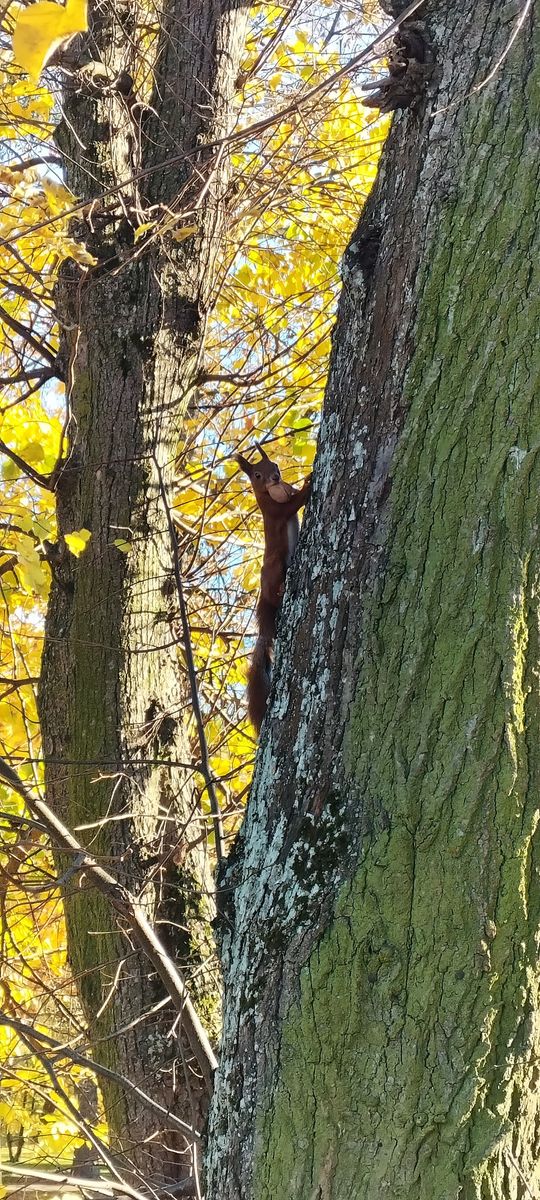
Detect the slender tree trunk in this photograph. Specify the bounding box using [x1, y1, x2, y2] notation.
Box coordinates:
[38, 0, 248, 1182]
[208, 3, 540, 1197]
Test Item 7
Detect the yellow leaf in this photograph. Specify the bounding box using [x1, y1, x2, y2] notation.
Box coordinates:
[16, 543, 47, 595]
[13, 0, 89, 83]
[113, 537, 131, 553]
[20, 440, 44, 464]
[134, 221, 155, 241]
[171, 223, 198, 243]
[65, 527, 91, 557]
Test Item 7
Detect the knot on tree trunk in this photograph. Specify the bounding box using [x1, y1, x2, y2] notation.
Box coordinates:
[362, 22, 435, 113]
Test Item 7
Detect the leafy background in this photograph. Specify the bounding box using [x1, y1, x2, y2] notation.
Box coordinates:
[0, 0, 387, 1172]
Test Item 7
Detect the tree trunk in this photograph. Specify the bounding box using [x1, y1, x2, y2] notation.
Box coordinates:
[38, 0, 248, 1182]
[208, 3, 540, 1197]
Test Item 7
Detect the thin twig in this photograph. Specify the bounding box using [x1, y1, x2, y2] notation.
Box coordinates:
[154, 457, 225, 866]
[505, 1149, 538, 1200]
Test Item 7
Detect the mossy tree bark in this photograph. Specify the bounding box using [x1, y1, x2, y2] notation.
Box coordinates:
[38, 0, 248, 1182]
[208, 3, 540, 1197]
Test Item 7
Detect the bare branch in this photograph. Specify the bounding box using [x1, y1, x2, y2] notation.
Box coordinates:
[4, 155, 63, 172]
[1, 1013, 200, 1140]
[0, 301, 59, 369]
[0, 675, 39, 688]
[0, 757, 218, 1087]
[2, 1164, 196, 1199]
[0, 367, 53, 385]
[0, 436, 54, 490]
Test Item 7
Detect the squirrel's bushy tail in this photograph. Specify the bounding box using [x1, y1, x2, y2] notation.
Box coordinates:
[248, 598, 277, 732]
[247, 637, 272, 733]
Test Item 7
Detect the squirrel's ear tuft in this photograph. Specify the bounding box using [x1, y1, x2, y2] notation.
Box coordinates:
[235, 452, 252, 477]
[255, 441, 269, 461]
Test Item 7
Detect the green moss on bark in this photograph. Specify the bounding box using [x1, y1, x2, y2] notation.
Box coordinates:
[253, 20, 540, 1200]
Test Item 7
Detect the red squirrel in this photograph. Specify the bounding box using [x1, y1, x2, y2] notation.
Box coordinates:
[236, 442, 311, 732]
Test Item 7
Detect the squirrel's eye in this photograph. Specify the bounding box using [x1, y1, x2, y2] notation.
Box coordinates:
[254, 472, 262, 479]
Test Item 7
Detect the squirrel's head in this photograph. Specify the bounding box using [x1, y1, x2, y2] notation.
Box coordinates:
[235, 442, 281, 496]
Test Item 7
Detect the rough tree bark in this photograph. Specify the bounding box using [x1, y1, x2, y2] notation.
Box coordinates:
[208, 2, 540, 1198]
[38, 0, 248, 1182]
